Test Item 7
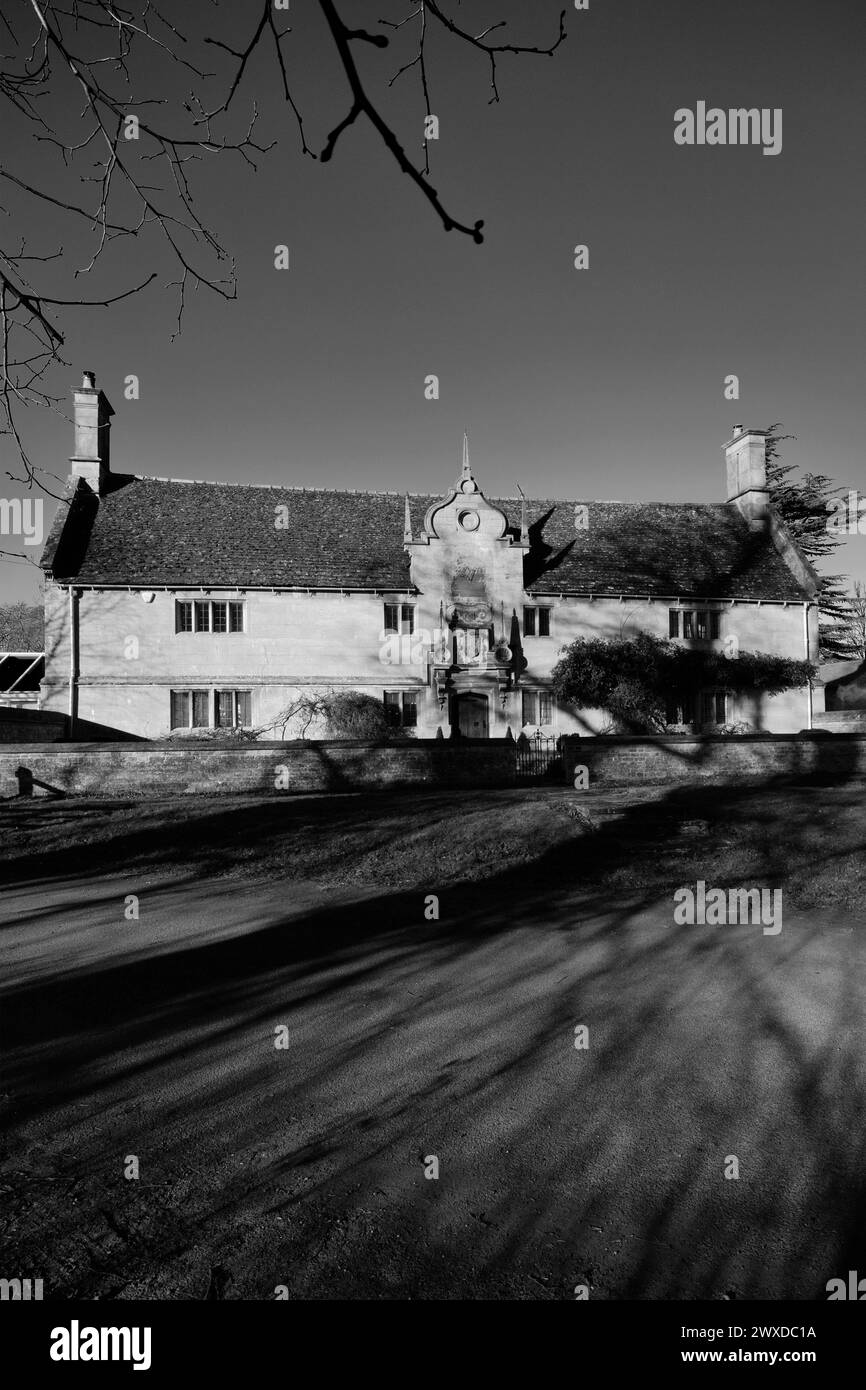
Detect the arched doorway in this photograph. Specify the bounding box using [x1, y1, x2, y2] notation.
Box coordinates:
[453, 691, 489, 739]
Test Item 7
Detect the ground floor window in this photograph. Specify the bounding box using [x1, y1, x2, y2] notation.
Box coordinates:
[170, 688, 251, 729]
[522, 690, 553, 725]
[702, 690, 727, 725]
[383, 690, 418, 728]
[216, 689, 252, 728]
[170, 689, 210, 728]
[666, 690, 727, 725]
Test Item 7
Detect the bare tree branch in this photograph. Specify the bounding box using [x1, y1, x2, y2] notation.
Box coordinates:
[0, 0, 568, 496]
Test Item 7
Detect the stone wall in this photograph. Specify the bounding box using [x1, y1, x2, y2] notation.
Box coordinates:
[561, 732, 866, 787]
[1, 732, 864, 799]
[0, 738, 517, 798]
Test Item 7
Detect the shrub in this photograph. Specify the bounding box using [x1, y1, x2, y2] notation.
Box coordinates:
[165, 725, 261, 743]
[270, 689, 406, 741]
[551, 634, 815, 735]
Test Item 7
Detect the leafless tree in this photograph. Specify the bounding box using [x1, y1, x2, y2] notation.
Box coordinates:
[0, 1, 566, 492]
[0, 596, 43, 647]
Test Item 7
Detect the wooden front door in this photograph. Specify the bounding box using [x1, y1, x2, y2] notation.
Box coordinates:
[456, 692, 489, 738]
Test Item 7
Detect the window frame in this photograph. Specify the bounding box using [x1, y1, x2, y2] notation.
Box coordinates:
[401, 691, 418, 728]
[175, 598, 246, 634]
[383, 601, 415, 637]
[383, 690, 418, 728]
[522, 690, 555, 727]
[673, 608, 721, 642]
[170, 688, 210, 730]
[523, 605, 553, 637]
[215, 688, 252, 729]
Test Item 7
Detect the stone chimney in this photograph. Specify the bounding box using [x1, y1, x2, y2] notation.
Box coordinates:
[724, 423, 769, 528]
[70, 370, 114, 495]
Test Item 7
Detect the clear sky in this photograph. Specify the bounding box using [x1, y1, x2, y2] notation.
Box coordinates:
[1, 0, 863, 603]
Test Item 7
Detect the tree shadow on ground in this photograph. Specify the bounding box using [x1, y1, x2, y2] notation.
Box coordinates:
[1, 763, 865, 1300]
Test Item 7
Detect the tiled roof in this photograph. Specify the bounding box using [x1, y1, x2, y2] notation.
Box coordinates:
[40, 475, 811, 601]
[506, 497, 810, 600]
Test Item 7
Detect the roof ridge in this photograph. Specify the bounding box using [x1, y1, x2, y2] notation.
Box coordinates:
[135, 475, 439, 496]
[132, 476, 728, 508]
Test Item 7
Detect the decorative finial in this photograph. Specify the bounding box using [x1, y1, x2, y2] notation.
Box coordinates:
[403, 493, 412, 544]
[517, 482, 528, 543]
[461, 430, 470, 481]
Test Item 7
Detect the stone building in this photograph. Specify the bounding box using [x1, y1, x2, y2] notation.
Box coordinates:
[39, 373, 822, 739]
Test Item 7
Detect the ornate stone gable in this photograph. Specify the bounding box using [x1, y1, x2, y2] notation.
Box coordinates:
[405, 439, 528, 636]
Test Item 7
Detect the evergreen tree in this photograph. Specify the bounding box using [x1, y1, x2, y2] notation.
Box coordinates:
[763, 425, 855, 659]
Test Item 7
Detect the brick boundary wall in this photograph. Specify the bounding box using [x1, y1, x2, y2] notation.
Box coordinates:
[0, 739, 517, 798]
[1, 733, 864, 799]
[560, 733, 866, 787]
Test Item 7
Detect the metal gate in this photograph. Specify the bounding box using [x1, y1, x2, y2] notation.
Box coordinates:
[515, 732, 563, 781]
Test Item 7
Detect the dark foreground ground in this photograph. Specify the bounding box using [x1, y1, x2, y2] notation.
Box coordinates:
[1, 776, 865, 1300]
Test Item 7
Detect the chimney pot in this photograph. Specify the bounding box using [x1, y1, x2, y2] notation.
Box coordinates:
[82, 370, 97, 389]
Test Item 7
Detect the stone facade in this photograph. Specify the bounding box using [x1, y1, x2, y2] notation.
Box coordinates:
[39, 380, 822, 741]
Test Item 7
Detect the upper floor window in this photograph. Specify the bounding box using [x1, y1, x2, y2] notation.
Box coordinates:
[176, 599, 245, 634]
[669, 609, 720, 641]
[383, 602, 415, 636]
[524, 605, 551, 637]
